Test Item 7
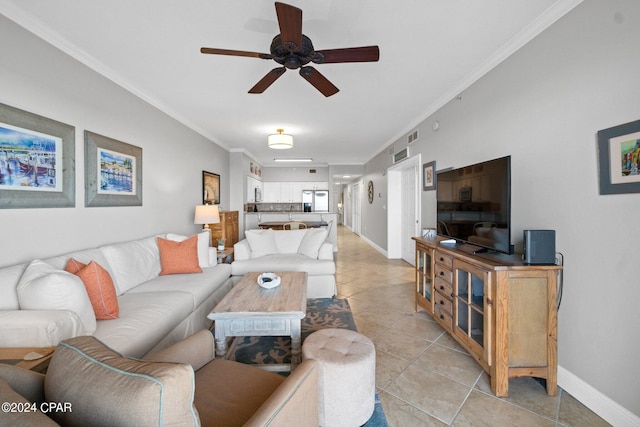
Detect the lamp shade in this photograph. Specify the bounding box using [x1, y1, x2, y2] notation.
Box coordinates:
[194, 204, 220, 225]
[268, 129, 293, 149]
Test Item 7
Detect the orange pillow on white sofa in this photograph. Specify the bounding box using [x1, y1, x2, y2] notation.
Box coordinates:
[66, 259, 119, 320]
[157, 235, 203, 275]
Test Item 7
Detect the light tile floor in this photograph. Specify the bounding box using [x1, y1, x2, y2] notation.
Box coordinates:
[333, 225, 610, 427]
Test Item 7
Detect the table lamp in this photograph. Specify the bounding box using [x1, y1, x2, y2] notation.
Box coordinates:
[194, 204, 220, 231]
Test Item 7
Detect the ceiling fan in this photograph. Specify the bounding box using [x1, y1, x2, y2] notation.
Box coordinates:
[200, 2, 380, 97]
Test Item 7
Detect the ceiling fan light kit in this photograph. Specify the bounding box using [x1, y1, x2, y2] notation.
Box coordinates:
[268, 129, 294, 149]
[201, 2, 379, 97]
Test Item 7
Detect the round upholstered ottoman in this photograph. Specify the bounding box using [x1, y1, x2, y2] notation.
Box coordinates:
[302, 328, 375, 427]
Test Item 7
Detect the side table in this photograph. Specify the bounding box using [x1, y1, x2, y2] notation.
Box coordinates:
[0, 347, 55, 373]
[216, 247, 234, 264]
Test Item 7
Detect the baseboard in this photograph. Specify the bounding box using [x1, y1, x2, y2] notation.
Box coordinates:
[359, 234, 388, 257]
[558, 366, 640, 427]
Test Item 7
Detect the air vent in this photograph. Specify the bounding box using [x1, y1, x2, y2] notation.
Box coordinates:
[408, 129, 419, 144]
[393, 147, 409, 163]
[309, 169, 316, 173]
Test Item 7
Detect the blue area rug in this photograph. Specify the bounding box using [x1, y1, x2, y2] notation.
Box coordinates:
[225, 297, 388, 426]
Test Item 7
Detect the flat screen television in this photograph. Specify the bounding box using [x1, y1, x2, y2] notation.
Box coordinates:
[436, 155, 512, 254]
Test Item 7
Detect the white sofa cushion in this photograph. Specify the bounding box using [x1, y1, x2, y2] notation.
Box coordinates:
[101, 236, 162, 295]
[93, 291, 194, 358]
[167, 232, 211, 268]
[0, 310, 88, 347]
[231, 254, 336, 276]
[126, 264, 232, 310]
[17, 260, 96, 334]
[298, 229, 329, 259]
[273, 229, 307, 254]
[245, 229, 278, 258]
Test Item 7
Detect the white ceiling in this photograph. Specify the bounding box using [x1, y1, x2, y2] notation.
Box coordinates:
[0, 0, 581, 167]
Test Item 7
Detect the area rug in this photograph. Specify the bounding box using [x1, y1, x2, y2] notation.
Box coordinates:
[223, 297, 388, 426]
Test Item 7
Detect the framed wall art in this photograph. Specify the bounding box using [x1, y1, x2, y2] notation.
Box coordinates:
[202, 171, 220, 204]
[422, 160, 436, 191]
[0, 103, 75, 209]
[85, 131, 142, 207]
[597, 119, 640, 195]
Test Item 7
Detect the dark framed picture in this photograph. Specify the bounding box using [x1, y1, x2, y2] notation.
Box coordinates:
[203, 171, 220, 204]
[85, 131, 142, 207]
[0, 103, 75, 208]
[597, 119, 640, 195]
[422, 160, 436, 191]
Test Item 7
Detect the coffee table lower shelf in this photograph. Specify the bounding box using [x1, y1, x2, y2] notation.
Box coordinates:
[214, 316, 304, 372]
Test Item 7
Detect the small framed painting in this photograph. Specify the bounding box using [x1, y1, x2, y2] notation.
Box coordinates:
[422, 160, 436, 191]
[597, 119, 640, 195]
[0, 103, 75, 208]
[203, 171, 220, 204]
[85, 131, 142, 207]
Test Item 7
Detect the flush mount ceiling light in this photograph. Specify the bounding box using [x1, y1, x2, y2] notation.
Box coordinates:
[273, 158, 312, 162]
[268, 129, 293, 149]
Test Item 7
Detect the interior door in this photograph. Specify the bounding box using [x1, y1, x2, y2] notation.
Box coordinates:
[401, 166, 418, 264]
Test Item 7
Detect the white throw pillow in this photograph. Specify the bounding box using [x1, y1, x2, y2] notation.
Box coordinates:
[17, 259, 96, 334]
[298, 228, 329, 259]
[245, 229, 278, 258]
[166, 232, 211, 268]
[100, 236, 161, 295]
[273, 229, 307, 254]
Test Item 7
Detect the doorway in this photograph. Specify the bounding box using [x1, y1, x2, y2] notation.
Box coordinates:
[387, 154, 421, 264]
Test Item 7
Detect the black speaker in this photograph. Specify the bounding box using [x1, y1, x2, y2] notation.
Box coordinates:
[523, 230, 556, 265]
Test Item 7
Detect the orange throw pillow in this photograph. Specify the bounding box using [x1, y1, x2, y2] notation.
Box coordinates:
[64, 258, 87, 274]
[75, 261, 119, 320]
[157, 235, 203, 275]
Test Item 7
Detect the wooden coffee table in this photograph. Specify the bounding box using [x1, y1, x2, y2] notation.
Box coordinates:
[208, 271, 307, 371]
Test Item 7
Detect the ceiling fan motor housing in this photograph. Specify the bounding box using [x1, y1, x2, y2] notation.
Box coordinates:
[270, 34, 314, 69]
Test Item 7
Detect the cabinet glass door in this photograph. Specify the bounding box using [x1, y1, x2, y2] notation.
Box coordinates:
[454, 261, 488, 352]
[415, 245, 433, 314]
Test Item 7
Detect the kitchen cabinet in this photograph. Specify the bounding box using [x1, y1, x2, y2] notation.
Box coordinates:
[246, 176, 262, 203]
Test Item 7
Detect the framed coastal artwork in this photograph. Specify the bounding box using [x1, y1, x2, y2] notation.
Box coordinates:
[85, 131, 142, 207]
[202, 171, 220, 205]
[597, 119, 640, 195]
[0, 103, 75, 208]
[422, 160, 436, 191]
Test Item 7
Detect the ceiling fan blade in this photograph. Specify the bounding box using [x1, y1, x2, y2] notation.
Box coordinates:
[313, 46, 380, 64]
[200, 47, 272, 59]
[299, 66, 339, 97]
[275, 2, 302, 47]
[248, 67, 286, 93]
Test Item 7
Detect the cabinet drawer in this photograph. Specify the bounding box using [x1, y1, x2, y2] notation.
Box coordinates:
[435, 252, 454, 269]
[435, 290, 453, 313]
[435, 264, 453, 284]
[434, 305, 453, 332]
[434, 277, 453, 298]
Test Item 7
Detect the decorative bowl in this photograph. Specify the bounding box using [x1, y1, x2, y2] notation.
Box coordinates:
[257, 272, 281, 289]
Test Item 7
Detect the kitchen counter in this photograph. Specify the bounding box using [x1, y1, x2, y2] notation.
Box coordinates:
[258, 221, 329, 230]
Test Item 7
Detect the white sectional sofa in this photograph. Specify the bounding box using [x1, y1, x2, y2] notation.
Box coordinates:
[231, 228, 336, 298]
[0, 232, 233, 358]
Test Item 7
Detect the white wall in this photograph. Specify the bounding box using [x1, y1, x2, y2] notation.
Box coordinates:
[0, 15, 230, 266]
[360, 0, 640, 422]
[262, 166, 328, 181]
